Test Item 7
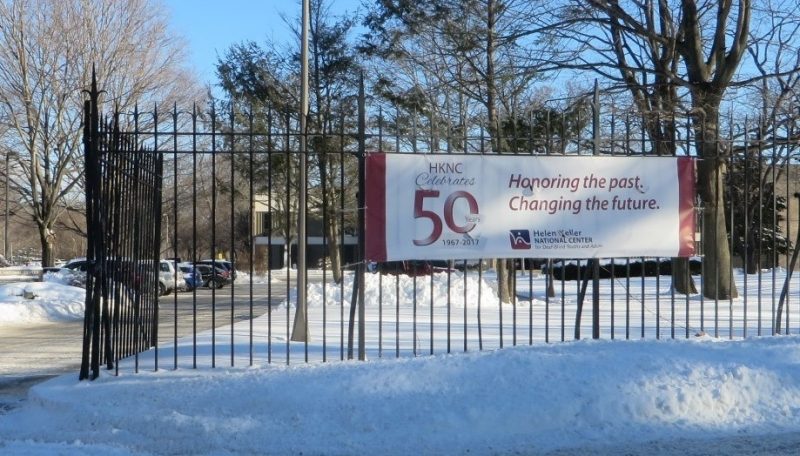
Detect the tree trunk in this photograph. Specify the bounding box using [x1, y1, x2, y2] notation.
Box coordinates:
[745, 249, 759, 275]
[314, 137, 345, 284]
[484, 0, 513, 303]
[546, 261, 556, 298]
[745, 228, 759, 274]
[486, 0, 497, 149]
[496, 259, 513, 303]
[671, 258, 697, 294]
[326, 212, 343, 283]
[692, 93, 739, 300]
[38, 223, 55, 267]
[643, 108, 699, 295]
[697, 157, 738, 299]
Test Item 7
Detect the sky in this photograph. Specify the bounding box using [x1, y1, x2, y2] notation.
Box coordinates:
[3, 271, 800, 453]
[164, 0, 363, 88]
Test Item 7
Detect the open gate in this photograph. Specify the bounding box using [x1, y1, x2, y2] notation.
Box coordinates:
[79, 71, 164, 380]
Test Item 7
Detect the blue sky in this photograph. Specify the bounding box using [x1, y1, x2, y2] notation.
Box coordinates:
[164, 0, 362, 87]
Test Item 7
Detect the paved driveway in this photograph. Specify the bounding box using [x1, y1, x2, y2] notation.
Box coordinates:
[0, 277, 294, 411]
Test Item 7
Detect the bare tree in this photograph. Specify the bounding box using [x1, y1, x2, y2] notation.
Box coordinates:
[536, 0, 800, 299]
[543, 1, 699, 293]
[0, 0, 200, 266]
[363, 0, 548, 302]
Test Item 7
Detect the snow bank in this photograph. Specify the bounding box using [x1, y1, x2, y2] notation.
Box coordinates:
[0, 282, 85, 324]
[290, 271, 510, 309]
[42, 269, 86, 288]
[2, 336, 800, 454]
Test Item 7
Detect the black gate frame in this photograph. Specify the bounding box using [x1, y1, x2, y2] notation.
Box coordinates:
[80, 70, 164, 380]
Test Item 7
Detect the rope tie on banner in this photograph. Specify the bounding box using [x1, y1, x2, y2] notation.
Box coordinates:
[341, 260, 371, 269]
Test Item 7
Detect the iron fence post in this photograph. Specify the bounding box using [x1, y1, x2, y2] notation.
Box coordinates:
[79, 70, 98, 380]
[357, 72, 367, 361]
[776, 192, 800, 333]
[592, 80, 600, 339]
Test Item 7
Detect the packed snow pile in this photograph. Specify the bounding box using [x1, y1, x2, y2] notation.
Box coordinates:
[0, 282, 85, 324]
[2, 336, 800, 454]
[42, 268, 86, 288]
[288, 270, 507, 308]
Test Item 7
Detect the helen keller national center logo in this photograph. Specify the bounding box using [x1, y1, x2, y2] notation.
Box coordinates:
[509, 229, 531, 250]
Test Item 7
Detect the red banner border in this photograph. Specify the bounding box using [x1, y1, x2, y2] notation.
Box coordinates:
[677, 157, 696, 257]
[365, 154, 387, 261]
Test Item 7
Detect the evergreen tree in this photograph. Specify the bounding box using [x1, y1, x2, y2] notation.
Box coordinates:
[725, 153, 790, 273]
[216, 1, 361, 283]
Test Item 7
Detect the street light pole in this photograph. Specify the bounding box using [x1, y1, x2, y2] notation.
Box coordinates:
[290, 0, 310, 344]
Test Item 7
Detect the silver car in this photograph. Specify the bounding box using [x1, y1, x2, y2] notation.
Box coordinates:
[158, 260, 177, 295]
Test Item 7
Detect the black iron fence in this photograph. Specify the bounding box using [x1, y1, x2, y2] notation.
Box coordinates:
[80, 73, 164, 380]
[80, 77, 800, 379]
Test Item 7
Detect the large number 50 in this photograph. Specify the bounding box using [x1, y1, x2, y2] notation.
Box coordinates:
[413, 189, 479, 246]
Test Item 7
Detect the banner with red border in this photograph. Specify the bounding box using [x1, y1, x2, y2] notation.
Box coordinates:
[366, 154, 696, 261]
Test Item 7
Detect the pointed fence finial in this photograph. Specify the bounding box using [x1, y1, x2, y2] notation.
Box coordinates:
[91, 63, 97, 96]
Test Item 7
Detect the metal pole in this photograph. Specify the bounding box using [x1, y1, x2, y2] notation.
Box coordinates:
[591, 80, 600, 339]
[357, 72, 366, 360]
[291, 0, 310, 342]
[776, 192, 800, 334]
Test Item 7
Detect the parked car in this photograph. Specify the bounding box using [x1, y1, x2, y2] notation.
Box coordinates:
[45, 258, 177, 295]
[192, 263, 231, 289]
[196, 259, 237, 281]
[541, 258, 703, 281]
[134, 260, 178, 296]
[43, 258, 108, 274]
[376, 260, 453, 276]
[53, 259, 91, 272]
[157, 260, 177, 295]
[177, 264, 204, 291]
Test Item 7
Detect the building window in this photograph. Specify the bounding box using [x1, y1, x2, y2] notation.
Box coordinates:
[255, 211, 272, 236]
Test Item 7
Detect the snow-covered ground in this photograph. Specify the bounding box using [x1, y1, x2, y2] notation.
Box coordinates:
[0, 281, 84, 324]
[153, 267, 800, 368]
[2, 268, 800, 454]
[2, 334, 800, 454]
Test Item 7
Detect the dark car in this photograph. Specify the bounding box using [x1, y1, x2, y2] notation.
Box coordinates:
[376, 260, 453, 276]
[195, 260, 236, 281]
[542, 258, 703, 281]
[193, 263, 231, 289]
[41, 259, 91, 273]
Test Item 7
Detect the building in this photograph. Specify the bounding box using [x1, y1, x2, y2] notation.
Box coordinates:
[252, 194, 357, 270]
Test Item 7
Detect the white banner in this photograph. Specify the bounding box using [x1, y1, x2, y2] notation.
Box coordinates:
[366, 154, 695, 261]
